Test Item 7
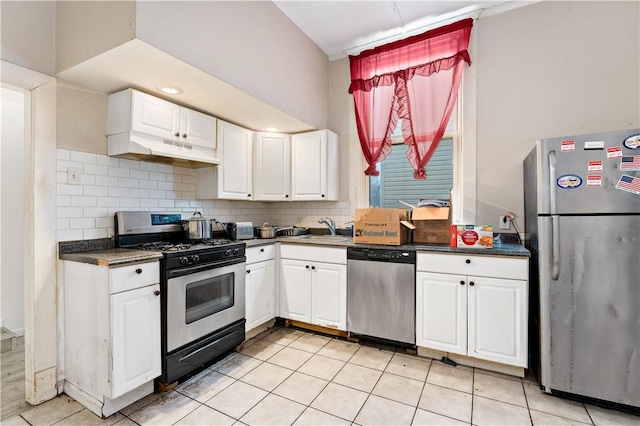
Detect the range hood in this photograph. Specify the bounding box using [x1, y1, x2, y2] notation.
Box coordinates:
[108, 131, 220, 168]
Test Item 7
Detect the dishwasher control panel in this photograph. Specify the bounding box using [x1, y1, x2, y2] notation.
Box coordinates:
[347, 247, 416, 264]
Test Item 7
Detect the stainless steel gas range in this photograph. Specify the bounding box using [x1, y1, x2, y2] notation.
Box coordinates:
[115, 211, 246, 384]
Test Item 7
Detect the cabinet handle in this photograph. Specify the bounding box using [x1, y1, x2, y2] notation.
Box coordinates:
[311, 266, 316, 270]
[247, 194, 251, 197]
[285, 195, 289, 198]
[154, 290, 161, 296]
[247, 269, 251, 274]
[321, 194, 325, 198]
[469, 281, 475, 286]
[306, 265, 310, 269]
[260, 248, 264, 252]
[174, 132, 180, 137]
[135, 268, 142, 274]
[465, 259, 471, 264]
[182, 133, 187, 138]
[459, 280, 465, 285]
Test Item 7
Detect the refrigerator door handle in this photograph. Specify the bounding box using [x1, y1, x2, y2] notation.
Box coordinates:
[548, 150, 557, 214]
[551, 215, 560, 280]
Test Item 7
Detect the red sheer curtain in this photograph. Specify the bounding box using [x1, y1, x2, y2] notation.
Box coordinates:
[349, 19, 473, 179]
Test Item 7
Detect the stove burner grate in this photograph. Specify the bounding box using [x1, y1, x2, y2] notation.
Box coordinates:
[137, 242, 192, 252]
[199, 239, 233, 246]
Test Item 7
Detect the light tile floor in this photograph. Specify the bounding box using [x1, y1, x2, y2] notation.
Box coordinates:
[5, 327, 640, 426]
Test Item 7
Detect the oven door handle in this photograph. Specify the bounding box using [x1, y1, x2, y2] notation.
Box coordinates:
[166, 257, 246, 279]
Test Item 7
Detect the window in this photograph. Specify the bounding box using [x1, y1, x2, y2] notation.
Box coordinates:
[369, 107, 459, 208]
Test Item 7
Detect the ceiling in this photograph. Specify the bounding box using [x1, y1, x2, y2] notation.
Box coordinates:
[58, 1, 532, 134]
[274, 1, 516, 60]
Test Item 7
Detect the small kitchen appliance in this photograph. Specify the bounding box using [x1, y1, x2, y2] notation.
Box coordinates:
[115, 211, 246, 384]
[226, 222, 254, 240]
[524, 129, 640, 411]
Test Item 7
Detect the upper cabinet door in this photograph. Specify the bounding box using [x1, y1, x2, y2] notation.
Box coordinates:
[131, 91, 180, 140]
[291, 130, 339, 201]
[217, 120, 253, 200]
[180, 109, 217, 149]
[254, 133, 291, 201]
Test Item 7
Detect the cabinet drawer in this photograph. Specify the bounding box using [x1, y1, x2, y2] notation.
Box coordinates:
[280, 244, 346, 265]
[246, 245, 275, 264]
[109, 261, 159, 294]
[417, 253, 527, 280]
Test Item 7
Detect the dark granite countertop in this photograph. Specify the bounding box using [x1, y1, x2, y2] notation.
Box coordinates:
[244, 235, 529, 257]
[59, 248, 163, 267]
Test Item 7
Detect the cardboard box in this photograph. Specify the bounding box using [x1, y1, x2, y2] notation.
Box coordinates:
[411, 205, 452, 245]
[450, 225, 494, 248]
[353, 208, 414, 245]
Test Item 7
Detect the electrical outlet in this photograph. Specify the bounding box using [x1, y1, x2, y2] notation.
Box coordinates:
[67, 167, 82, 185]
[499, 215, 511, 230]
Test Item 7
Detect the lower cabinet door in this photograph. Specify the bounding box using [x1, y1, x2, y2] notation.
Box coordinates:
[110, 284, 161, 398]
[280, 259, 312, 323]
[245, 259, 276, 331]
[416, 272, 467, 355]
[467, 276, 527, 367]
[311, 262, 346, 330]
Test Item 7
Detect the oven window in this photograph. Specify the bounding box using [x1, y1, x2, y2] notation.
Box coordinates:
[185, 272, 235, 324]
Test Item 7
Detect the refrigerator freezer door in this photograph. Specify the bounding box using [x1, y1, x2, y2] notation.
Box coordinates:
[537, 129, 640, 215]
[539, 215, 640, 408]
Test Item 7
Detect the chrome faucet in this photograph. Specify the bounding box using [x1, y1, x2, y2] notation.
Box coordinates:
[318, 217, 337, 235]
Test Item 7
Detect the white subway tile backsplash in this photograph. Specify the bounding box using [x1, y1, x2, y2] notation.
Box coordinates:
[140, 162, 158, 172]
[139, 180, 158, 190]
[84, 164, 108, 176]
[119, 159, 140, 170]
[57, 195, 71, 207]
[149, 189, 167, 199]
[57, 149, 353, 241]
[96, 154, 120, 167]
[97, 197, 120, 207]
[108, 187, 129, 197]
[95, 175, 119, 187]
[70, 151, 97, 164]
[70, 218, 95, 229]
[58, 229, 84, 241]
[71, 196, 97, 207]
[118, 177, 139, 188]
[57, 184, 83, 196]
[130, 189, 149, 198]
[84, 186, 108, 197]
[130, 169, 149, 180]
[149, 172, 166, 181]
[108, 166, 129, 178]
[57, 149, 70, 160]
[57, 207, 83, 218]
[120, 198, 141, 207]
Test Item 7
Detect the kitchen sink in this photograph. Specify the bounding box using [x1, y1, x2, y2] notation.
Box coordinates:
[293, 235, 352, 242]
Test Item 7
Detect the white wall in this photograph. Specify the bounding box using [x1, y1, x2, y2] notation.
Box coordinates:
[135, 1, 329, 130]
[473, 0, 640, 226]
[1, 86, 25, 334]
[0, 1, 55, 75]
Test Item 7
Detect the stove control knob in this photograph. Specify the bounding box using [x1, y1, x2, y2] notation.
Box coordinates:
[224, 249, 231, 257]
[180, 257, 189, 265]
[192, 255, 200, 264]
[233, 248, 239, 255]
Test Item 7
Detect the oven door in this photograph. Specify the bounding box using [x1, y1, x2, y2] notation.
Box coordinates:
[166, 260, 245, 353]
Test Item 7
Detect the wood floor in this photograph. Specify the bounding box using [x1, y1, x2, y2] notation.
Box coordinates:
[1, 335, 30, 420]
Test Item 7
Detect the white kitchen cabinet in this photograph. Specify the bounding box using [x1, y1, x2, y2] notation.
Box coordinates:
[245, 245, 277, 332]
[416, 253, 528, 368]
[280, 245, 346, 330]
[254, 132, 291, 201]
[108, 89, 216, 149]
[291, 130, 339, 201]
[62, 260, 161, 418]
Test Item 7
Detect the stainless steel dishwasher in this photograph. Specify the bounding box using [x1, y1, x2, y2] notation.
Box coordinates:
[347, 247, 416, 345]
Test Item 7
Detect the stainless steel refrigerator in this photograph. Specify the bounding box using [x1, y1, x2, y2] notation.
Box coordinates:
[524, 129, 640, 410]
